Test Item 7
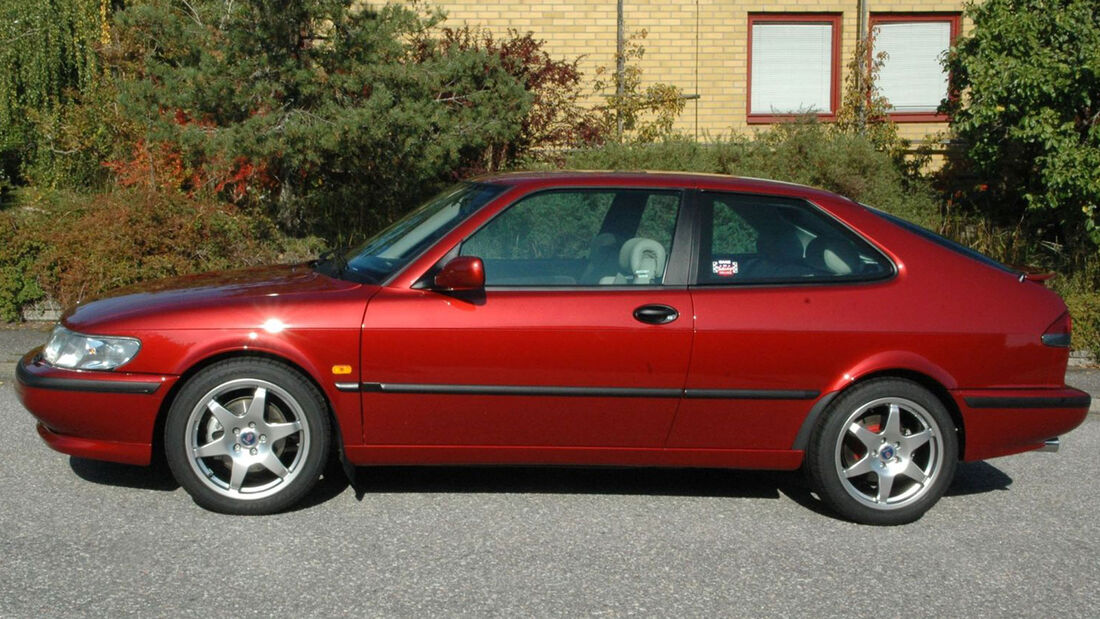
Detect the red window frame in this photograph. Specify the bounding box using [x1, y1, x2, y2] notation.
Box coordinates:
[746, 13, 842, 125]
[868, 13, 961, 123]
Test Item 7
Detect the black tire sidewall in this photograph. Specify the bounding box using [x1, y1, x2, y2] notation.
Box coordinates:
[164, 358, 330, 515]
[807, 379, 958, 525]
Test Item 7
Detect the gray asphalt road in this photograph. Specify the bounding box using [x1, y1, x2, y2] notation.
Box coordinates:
[0, 323, 50, 367]
[1, 381, 1097, 617]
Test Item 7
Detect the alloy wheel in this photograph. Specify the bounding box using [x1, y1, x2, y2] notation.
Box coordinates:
[184, 378, 311, 500]
[833, 396, 944, 510]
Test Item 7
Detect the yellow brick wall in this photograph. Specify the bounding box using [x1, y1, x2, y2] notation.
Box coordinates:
[382, 1, 970, 144]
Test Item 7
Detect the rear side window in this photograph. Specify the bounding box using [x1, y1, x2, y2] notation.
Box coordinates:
[697, 192, 893, 285]
[867, 207, 1020, 275]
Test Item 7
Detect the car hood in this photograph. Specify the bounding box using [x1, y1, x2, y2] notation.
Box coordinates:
[63, 264, 374, 333]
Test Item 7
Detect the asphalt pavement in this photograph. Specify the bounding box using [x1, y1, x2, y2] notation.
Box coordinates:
[1, 323, 1098, 616]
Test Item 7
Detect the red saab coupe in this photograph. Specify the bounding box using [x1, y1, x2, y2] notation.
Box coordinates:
[15, 172, 1090, 524]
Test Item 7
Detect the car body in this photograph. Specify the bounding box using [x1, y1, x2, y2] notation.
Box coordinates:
[15, 171, 1090, 523]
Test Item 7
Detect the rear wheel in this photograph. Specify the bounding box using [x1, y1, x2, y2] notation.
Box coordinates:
[806, 379, 957, 525]
[165, 359, 330, 514]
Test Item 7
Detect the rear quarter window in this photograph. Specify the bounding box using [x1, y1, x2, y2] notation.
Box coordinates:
[866, 207, 1020, 276]
[697, 192, 894, 285]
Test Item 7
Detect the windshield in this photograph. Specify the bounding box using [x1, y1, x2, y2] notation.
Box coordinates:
[316, 183, 506, 284]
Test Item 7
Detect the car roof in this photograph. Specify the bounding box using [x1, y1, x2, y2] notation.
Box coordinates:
[470, 170, 846, 203]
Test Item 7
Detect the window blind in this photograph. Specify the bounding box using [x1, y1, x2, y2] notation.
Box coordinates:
[875, 21, 952, 113]
[750, 22, 834, 115]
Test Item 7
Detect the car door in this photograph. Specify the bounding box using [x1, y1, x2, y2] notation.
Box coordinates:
[359, 187, 694, 448]
[668, 190, 896, 452]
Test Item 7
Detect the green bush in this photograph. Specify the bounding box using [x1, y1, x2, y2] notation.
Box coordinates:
[109, 0, 533, 240]
[0, 0, 106, 188]
[1063, 292, 1100, 359]
[553, 122, 940, 226]
[1054, 268, 1100, 358]
[944, 0, 1100, 270]
[0, 188, 315, 320]
[0, 216, 47, 322]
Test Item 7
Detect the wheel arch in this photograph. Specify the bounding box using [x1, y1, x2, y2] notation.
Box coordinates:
[793, 368, 966, 459]
[151, 349, 338, 467]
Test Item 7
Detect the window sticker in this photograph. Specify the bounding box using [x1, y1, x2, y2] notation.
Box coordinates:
[712, 260, 738, 277]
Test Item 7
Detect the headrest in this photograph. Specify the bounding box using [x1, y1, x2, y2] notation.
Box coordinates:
[806, 237, 860, 275]
[757, 229, 804, 264]
[619, 237, 666, 283]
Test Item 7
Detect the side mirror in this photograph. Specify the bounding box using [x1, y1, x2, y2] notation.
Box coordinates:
[434, 256, 485, 291]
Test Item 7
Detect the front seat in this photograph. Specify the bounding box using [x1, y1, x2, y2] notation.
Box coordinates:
[749, 228, 807, 278]
[579, 232, 621, 284]
[600, 237, 667, 284]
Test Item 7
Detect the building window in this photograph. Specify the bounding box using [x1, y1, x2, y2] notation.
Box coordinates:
[870, 14, 960, 121]
[748, 14, 841, 122]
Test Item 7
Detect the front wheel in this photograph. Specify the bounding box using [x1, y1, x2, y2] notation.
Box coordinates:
[165, 359, 330, 514]
[806, 379, 958, 525]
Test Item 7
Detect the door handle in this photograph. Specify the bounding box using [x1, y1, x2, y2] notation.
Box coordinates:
[633, 304, 679, 325]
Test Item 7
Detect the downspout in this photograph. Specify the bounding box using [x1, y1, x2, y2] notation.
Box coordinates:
[857, 0, 868, 40]
[857, 0, 869, 128]
[616, 0, 625, 141]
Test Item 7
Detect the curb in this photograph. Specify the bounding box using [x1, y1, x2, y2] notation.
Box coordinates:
[1068, 354, 1096, 369]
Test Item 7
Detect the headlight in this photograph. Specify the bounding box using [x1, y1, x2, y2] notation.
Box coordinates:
[42, 326, 141, 370]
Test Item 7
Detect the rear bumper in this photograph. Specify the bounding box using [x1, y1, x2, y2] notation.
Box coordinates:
[953, 386, 1091, 461]
[14, 349, 177, 466]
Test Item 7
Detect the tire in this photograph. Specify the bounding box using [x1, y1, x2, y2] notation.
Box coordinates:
[805, 378, 958, 525]
[165, 358, 331, 514]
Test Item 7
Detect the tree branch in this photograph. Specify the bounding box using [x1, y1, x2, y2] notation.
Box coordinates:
[179, 0, 204, 27]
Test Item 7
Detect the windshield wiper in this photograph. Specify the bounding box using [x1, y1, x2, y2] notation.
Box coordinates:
[314, 246, 349, 279]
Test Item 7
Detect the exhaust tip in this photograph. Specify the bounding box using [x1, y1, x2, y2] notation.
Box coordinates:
[1039, 437, 1061, 453]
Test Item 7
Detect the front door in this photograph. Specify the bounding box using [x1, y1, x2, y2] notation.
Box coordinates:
[360, 187, 693, 448]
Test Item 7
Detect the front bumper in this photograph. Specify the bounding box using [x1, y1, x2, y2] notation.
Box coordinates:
[14, 349, 178, 466]
[953, 386, 1091, 461]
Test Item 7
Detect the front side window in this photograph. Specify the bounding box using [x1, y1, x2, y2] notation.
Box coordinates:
[871, 15, 959, 116]
[461, 189, 681, 286]
[697, 192, 892, 285]
[749, 14, 841, 119]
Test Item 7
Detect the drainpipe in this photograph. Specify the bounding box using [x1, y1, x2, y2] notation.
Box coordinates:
[857, 0, 869, 128]
[616, 0, 625, 141]
[857, 0, 868, 40]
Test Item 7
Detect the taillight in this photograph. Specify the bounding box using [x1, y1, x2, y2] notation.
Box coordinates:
[1041, 311, 1072, 347]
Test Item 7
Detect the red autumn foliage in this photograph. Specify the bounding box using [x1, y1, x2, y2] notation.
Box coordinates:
[30, 187, 282, 308]
[103, 111, 274, 202]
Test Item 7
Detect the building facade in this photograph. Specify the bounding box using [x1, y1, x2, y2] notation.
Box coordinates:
[413, 1, 969, 144]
